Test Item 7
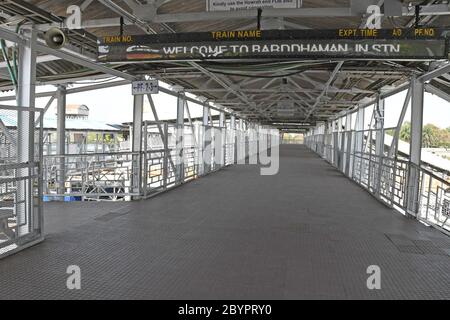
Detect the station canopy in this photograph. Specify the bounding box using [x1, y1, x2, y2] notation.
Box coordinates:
[1, 0, 450, 131]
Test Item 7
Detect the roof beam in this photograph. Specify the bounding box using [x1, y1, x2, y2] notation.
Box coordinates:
[425, 83, 450, 103]
[35, 42, 135, 81]
[184, 88, 373, 94]
[149, 5, 450, 23]
[305, 61, 344, 120]
[154, 8, 352, 23]
[188, 61, 268, 119]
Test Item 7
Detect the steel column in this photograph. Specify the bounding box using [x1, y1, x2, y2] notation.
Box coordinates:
[56, 85, 66, 199]
[344, 115, 352, 176]
[231, 115, 236, 164]
[132, 93, 144, 196]
[375, 96, 385, 197]
[237, 119, 245, 164]
[219, 112, 226, 167]
[17, 29, 37, 236]
[203, 105, 211, 173]
[407, 77, 424, 216]
[388, 87, 411, 158]
[176, 92, 185, 183]
[332, 120, 338, 166]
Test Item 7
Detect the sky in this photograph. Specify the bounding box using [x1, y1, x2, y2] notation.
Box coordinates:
[1, 80, 449, 129]
[383, 90, 450, 129]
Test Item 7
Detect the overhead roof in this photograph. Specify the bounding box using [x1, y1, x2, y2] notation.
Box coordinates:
[0, 0, 450, 130]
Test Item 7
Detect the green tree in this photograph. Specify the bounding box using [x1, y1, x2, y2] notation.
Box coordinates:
[422, 124, 440, 148]
[399, 122, 411, 143]
[398, 122, 450, 148]
[439, 129, 450, 148]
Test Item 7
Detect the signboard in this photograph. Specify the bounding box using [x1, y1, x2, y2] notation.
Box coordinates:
[277, 101, 295, 117]
[132, 80, 159, 95]
[98, 28, 449, 62]
[206, 0, 301, 11]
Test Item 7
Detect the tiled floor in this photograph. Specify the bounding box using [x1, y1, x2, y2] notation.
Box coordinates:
[1, 145, 450, 299]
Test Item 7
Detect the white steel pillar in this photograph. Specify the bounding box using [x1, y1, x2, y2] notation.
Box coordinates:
[203, 105, 211, 173]
[407, 77, 424, 216]
[355, 108, 365, 153]
[219, 112, 226, 167]
[374, 97, 385, 158]
[237, 118, 245, 164]
[230, 114, 236, 164]
[338, 117, 345, 171]
[332, 120, 339, 166]
[176, 92, 185, 183]
[56, 85, 66, 198]
[388, 87, 411, 158]
[17, 28, 37, 236]
[344, 115, 352, 176]
[375, 96, 385, 196]
[132, 93, 144, 196]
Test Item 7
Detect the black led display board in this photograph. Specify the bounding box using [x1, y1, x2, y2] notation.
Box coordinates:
[97, 28, 449, 62]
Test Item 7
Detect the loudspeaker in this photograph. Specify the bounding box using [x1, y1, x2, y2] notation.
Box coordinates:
[44, 27, 67, 50]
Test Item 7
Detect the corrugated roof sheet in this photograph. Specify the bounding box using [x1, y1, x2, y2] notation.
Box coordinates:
[0, 115, 120, 131]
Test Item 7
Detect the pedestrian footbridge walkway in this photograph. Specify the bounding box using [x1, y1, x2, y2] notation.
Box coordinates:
[1, 145, 450, 299]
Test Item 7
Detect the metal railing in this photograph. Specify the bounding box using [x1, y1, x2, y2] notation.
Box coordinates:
[305, 133, 450, 234]
[417, 166, 450, 232]
[0, 106, 44, 258]
[43, 151, 140, 201]
[40, 122, 283, 202]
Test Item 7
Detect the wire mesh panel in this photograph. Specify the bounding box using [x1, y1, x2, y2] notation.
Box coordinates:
[43, 130, 125, 156]
[391, 159, 409, 210]
[43, 152, 138, 201]
[225, 128, 235, 166]
[203, 125, 213, 174]
[0, 106, 43, 258]
[164, 124, 177, 187]
[247, 128, 258, 164]
[306, 127, 450, 234]
[212, 127, 224, 170]
[142, 122, 169, 196]
[235, 129, 246, 164]
[418, 167, 450, 231]
[184, 124, 198, 181]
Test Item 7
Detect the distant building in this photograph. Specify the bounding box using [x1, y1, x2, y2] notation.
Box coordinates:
[62, 104, 90, 120]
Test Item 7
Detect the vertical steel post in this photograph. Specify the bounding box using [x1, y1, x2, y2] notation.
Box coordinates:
[176, 92, 185, 183]
[163, 123, 169, 189]
[356, 109, 365, 142]
[219, 112, 225, 167]
[407, 77, 424, 216]
[132, 93, 144, 197]
[231, 114, 236, 164]
[375, 96, 385, 197]
[17, 28, 37, 236]
[332, 120, 339, 167]
[388, 87, 411, 158]
[142, 122, 148, 197]
[56, 85, 66, 199]
[239, 119, 248, 164]
[339, 117, 345, 172]
[203, 105, 211, 173]
[344, 115, 352, 176]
